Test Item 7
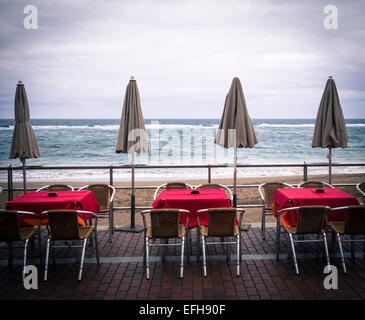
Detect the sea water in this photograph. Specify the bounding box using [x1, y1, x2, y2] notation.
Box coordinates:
[0, 118, 364, 182]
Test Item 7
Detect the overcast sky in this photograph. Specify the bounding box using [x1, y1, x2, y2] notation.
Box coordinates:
[0, 0, 364, 119]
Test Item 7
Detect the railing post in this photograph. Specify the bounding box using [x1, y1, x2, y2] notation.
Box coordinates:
[109, 164, 113, 187]
[303, 161, 308, 182]
[208, 165, 211, 183]
[7, 165, 13, 201]
[109, 164, 114, 234]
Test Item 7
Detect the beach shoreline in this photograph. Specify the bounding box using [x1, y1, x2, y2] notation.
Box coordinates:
[1, 173, 364, 227]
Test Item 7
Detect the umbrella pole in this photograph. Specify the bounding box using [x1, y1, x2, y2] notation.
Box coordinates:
[131, 152, 135, 229]
[233, 147, 237, 208]
[21, 158, 26, 194]
[328, 147, 332, 185]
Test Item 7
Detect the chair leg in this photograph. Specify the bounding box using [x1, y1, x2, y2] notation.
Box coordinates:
[22, 239, 29, 281]
[323, 232, 331, 271]
[44, 239, 50, 281]
[146, 237, 150, 280]
[336, 233, 347, 274]
[78, 238, 87, 281]
[186, 230, 190, 264]
[109, 211, 112, 243]
[316, 234, 320, 259]
[276, 219, 281, 260]
[289, 233, 299, 275]
[261, 207, 266, 239]
[202, 236, 207, 277]
[236, 235, 240, 276]
[180, 237, 185, 279]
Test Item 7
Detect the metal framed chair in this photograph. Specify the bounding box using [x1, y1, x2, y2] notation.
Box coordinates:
[36, 184, 74, 192]
[276, 206, 331, 275]
[298, 181, 334, 188]
[195, 183, 233, 201]
[356, 183, 365, 198]
[258, 182, 294, 239]
[78, 184, 116, 242]
[196, 208, 245, 277]
[42, 210, 100, 281]
[328, 205, 365, 273]
[153, 182, 193, 200]
[0, 210, 42, 280]
[139, 209, 190, 280]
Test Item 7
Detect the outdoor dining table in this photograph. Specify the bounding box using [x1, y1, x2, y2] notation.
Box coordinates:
[272, 187, 360, 227]
[152, 189, 232, 229]
[6, 190, 100, 226]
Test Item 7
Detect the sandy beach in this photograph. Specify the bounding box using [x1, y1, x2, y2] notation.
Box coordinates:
[1, 173, 364, 227]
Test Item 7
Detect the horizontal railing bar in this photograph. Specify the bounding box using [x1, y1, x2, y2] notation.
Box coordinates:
[1, 162, 364, 171]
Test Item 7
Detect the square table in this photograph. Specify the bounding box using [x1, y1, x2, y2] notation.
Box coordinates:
[152, 189, 232, 228]
[6, 191, 100, 226]
[273, 188, 360, 227]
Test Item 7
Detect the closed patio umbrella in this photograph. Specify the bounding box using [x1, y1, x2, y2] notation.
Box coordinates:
[9, 81, 40, 193]
[312, 76, 348, 184]
[215, 77, 258, 208]
[116, 77, 149, 232]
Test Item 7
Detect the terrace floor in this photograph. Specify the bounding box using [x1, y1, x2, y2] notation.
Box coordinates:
[0, 225, 365, 300]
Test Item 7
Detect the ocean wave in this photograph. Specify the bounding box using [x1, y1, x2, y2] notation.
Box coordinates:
[257, 123, 365, 128]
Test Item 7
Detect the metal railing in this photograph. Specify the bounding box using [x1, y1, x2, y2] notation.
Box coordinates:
[1, 161, 364, 206]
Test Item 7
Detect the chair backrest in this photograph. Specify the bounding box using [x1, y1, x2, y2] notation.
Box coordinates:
[357, 183, 365, 197]
[166, 182, 191, 189]
[150, 209, 180, 238]
[344, 205, 365, 234]
[261, 182, 292, 207]
[37, 184, 74, 192]
[83, 184, 110, 211]
[0, 210, 21, 241]
[197, 183, 233, 199]
[296, 206, 327, 234]
[206, 208, 237, 237]
[47, 210, 81, 240]
[298, 181, 333, 188]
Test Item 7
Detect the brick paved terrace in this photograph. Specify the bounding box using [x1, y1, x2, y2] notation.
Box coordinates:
[0, 225, 364, 300]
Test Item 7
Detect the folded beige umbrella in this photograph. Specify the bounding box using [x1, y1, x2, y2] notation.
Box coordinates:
[312, 76, 348, 184]
[9, 81, 40, 193]
[215, 77, 257, 207]
[116, 77, 149, 232]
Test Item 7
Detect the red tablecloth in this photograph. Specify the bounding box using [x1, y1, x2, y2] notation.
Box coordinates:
[273, 188, 360, 227]
[6, 191, 100, 226]
[152, 189, 232, 228]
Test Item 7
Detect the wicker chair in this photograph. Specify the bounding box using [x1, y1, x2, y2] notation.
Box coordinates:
[0, 210, 42, 280]
[195, 183, 233, 201]
[36, 184, 74, 192]
[78, 184, 115, 242]
[196, 208, 245, 277]
[276, 206, 331, 275]
[328, 205, 365, 273]
[42, 210, 99, 281]
[298, 181, 334, 188]
[258, 182, 294, 239]
[356, 183, 365, 199]
[140, 209, 190, 280]
[153, 182, 193, 200]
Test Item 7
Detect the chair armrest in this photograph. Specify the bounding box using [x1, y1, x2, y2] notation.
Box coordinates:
[153, 184, 166, 200]
[258, 184, 265, 202]
[109, 185, 116, 202]
[77, 185, 89, 191]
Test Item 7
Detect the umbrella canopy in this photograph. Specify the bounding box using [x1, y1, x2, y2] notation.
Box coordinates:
[9, 81, 40, 193]
[312, 76, 348, 184]
[116, 77, 149, 154]
[215, 77, 257, 148]
[312, 76, 348, 149]
[115, 77, 148, 232]
[215, 77, 257, 207]
[10, 81, 40, 160]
